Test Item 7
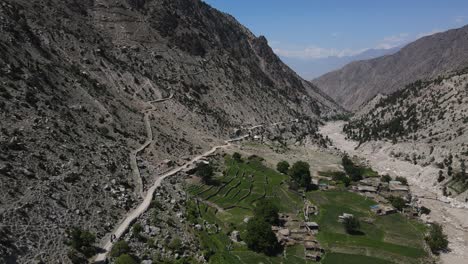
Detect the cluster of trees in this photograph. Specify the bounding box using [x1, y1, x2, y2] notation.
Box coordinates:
[111, 240, 138, 264]
[245, 200, 282, 256]
[276, 160, 313, 190]
[342, 155, 363, 182]
[425, 223, 448, 254]
[196, 162, 214, 184]
[388, 196, 406, 211]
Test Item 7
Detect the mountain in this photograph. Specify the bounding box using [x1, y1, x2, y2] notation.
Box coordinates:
[313, 25, 468, 111]
[281, 47, 400, 79]
[344, 68, 468, 196]
[0, 0, 342, 262]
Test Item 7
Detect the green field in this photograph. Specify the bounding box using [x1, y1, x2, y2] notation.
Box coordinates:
[187, 155, 430, 264]
[307, 191, 429, 264]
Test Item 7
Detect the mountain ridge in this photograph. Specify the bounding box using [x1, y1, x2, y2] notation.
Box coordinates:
[313, 25, 468, 111]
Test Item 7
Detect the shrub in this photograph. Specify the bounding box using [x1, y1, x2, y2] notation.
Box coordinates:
[115, 254, 137, 264]
[420, 206, 431, 215]
[331, 171, 351, 187]
[425, 223, 448, 254]
[232, 152, 242, 162]
[395, 176, 408, 185]
[381, 174, 392, 183]
[66, 227, 96, 257]
[110, 240, 130, 258]
[276, 161, 290, 174]
[168, 237, 183, 253]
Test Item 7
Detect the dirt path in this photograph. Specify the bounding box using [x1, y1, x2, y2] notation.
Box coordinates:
[320, 121, 468, 264]
[94, 141, 236, 262]
[130, 93, 174, 198]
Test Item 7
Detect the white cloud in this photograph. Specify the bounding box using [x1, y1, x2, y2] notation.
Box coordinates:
[455, 16, 466, 24]
[376, 33, 409, 49]
[331, 32, 340, 38]
[273, 46, 366, 59]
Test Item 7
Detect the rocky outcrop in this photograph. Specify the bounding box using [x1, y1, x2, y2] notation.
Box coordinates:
[313, 25, 468, 111]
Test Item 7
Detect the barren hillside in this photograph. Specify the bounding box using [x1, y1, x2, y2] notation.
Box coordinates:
[0, 0, 342, 262]
[313, 25, 468, 111]
[344, 68, 468, 200]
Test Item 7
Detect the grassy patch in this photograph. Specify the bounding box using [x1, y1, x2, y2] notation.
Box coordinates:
[322, 252, 394, 264]
[307, 191, 428, 264]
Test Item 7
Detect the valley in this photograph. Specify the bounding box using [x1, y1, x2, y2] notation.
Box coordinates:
[320, 121, 468, 264]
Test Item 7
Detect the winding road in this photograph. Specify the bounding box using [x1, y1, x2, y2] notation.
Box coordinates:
[93, 132, 250, 263]
[129, 93, 174, 198]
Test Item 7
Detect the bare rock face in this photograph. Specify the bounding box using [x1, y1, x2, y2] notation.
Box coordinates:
[0, 0, 341, 262]
[313, 25, 468, 111]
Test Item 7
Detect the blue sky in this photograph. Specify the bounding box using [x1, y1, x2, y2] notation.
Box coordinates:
[203, 0, 468, 59]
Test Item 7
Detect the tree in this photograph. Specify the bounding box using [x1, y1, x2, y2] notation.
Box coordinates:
[254, 199, 279, 225]
[289, 161, 311, 189]
[244, 217, 281, 256]
[115, 254, 137, 264]
[395, 176, 408, 185]
[196, 163, 214, 184]
[110, 240, 130, 258]
[343, 216, 360, 234]
[420, 206, 431, 215]
[381, 174, 392, 183]
[232, 152, 242, 162]
[276, 161, 290, 174]
[342, 155, 362, 181]
[66, 227, 96, 257]
[437, 170, 445, 183]
[389, 196, 406, 211]
[425, 223, 448, 254]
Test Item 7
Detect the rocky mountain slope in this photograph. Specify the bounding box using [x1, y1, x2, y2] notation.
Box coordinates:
[313, 25, 468, 111]
[344, 68, 468, 200]
[0, 0, 342, 262]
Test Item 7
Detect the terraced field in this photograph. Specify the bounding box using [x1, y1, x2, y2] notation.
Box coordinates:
[187, 156, 313, 263]
[186, 155, 431, 264]
[307, 191, 430, 264]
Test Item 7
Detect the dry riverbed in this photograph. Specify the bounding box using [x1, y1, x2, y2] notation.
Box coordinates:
[320, 121, 468, 264]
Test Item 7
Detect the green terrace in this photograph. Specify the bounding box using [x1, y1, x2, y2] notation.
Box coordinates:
[185, 155, 430, 264]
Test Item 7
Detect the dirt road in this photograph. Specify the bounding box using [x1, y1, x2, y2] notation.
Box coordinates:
[320, 121, 468, 264]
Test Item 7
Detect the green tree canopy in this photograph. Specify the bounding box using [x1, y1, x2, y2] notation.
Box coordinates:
[232, 152, 242, 162]
[244, 217, 281, 256]
[343, 216, 361, 234]
[395, 176, 408, 185]
[289, 161, 311, 189]
[276, 161, 290, 174]
[115, 254, 137, 264]
[110, 240, 130, 258]
[66, 227, 96, 257]
[342, 155, 363, 181]
[425, 223, 448, 254]
[196, 163, 214, 184]
[381, 174, 392, 183]
[254, 199, 279, 225]
[389, 196, 406, 211]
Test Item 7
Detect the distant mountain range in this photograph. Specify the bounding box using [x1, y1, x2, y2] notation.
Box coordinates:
[280, 47, 400, 79]
[313, 25, 468, 111]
